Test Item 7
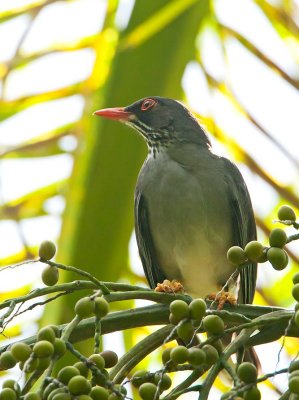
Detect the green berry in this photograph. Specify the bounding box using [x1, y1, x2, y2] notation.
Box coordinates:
[53, 339, 66, 358]
[202, 315, 225, 335]
[169, 300, 189, 321]
[176, 321, 194, 343]
[169, 313, 180, 325]
[237, 362, 258, 383]
[267, 247, 288, 270]
[154, 373, 172, 391]
[10, 342, 32, 362]
[57, 366, 80, 384]
[33, 340, 54, 358]
[293, 273, 299, 285]
[73, 361, 89, 377]
[170, 346, 189, 364]
[289, 376, 299, 394]
[162, 348, 172, 365]
[48, 388, 65, 400]
[39, 240, 56, 260]
[94, 297, 109, 318]
[278, 205, 296, 222]
[75, 297, 94, 319]
[42, 266, 59, 286]
[244, 386, 261, 400]
[131, 370, 148, 388]
[292, 284, 299, 302]
[88, 354, 105, 370]
[2, 380, 20, 395]
[227, 246, 247, 266]
[289, 360, 299, 372]
[189, 298, 206, 321]
[0, 388, 17, 400]
[38, 326, 56, 343]
[269, 228, 287, 248]
[0, 351, 17, 370]
[24, 393, 41, 400]
[37, 356, 51, 371]
[93, 368, 109, 386]
[202, 344, 219, 366]
[100, 350, 118, 368]
[68, 376, 91, 395]
[90, 386, 109, 400]
[138, 383, 157, 400]
[244, 241, 264, 262]
[187, 347, 206, 366]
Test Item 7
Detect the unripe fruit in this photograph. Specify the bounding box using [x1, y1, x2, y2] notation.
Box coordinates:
[53, 395, 72, 400]
[278, 205, 296, 222]
[0, 388, 17, 400]
[53, 339, 66, 358]
[244, 386, 261, 400]
[202, 344, 219, 366]
[187, 347, 206, 366]
[289, 376, 299, 394]
[38, 326, 56, 343]
[203, 315, 225, 335]
[42, 266, 59, 286]
[24, 393, 41, 400]
[68, 376, 91, 395]
[138, 383, 157, 400]
[237, 362, 257, 383]
[189, 298, 206, 321]
[2, 380, 20, 395]
[161, 348, 172, 365]
[73, 361, 89, 377]
[269, 228, 287, 248]
[48, 388, 65, 400]
[93, 368, 109, 386]
[244, 241, 264, 262]
[169, 300, 189, 321]
[37, 356, 51, 371]
[90, 386, 109, 400]
[33, 340, 54, 358]
[94, 297, 109, 318]
[75, 297, 94, 319]
[267, 247, 288, 270]
[10, 342, 32, 362]
[170, 346, 188, 364]
[289, 360, 299, 372]
[154, 373, 172, 391]
[0, 351, 17, 370]
[227, 246, 247, 266]
[39, 240, 56, 260]
[88, 354, 105, 370]
[169, 313, 180, 325]
[100, 350, 118, 368]
[131, 370, 148, 388]
[177, 321, 194, 343]
[293, 273, 299, 285]
[292, 284, 299, 302]
[57, 366, 80, 384]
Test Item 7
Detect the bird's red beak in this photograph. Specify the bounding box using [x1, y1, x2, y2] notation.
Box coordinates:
[93, 107, 132, 122]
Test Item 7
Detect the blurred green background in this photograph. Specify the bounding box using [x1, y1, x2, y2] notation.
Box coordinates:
[0, 0, 299, 397]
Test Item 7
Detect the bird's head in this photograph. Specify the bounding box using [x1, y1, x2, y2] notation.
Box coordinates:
[94, 96, 210, 152]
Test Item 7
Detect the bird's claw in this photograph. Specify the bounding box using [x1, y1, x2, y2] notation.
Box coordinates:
[206, 291, 237, 310]
[155, 279, 184, 294]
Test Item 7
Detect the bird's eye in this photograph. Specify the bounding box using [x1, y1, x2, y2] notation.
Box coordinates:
[141, 98, 156, 111]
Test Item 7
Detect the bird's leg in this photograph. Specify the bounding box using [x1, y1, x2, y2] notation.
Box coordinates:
[206, 292, 237, 310]
[155, 279, 184, 294]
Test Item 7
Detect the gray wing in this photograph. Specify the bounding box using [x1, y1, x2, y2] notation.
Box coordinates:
[222, 158, 257, 304]
[134, 189, 166, 289]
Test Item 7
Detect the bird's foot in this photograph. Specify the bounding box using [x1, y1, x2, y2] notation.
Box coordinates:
[206, 291, 237, 310]
[155, 279, 184, 294]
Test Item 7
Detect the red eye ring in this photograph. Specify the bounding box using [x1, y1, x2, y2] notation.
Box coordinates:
[141, 98, 156, 111]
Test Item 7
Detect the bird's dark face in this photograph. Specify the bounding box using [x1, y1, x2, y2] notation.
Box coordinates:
[94, 96, 210, 153]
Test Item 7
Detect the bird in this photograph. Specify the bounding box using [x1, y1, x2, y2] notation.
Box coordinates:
[93, 96, 257, 308]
